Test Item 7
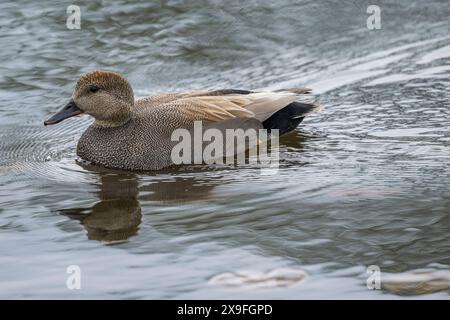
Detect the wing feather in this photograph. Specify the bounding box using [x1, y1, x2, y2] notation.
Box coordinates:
[139, 89, 314, 123]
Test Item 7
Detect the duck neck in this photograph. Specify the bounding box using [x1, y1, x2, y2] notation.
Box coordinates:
[94, 116, 131, 128]
[94, 100, 133, 128]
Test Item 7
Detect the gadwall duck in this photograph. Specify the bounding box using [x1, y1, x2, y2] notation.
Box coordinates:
[44, 70, 319, 171]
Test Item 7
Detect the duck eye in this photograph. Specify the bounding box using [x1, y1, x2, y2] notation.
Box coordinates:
[89, 86, 100, 93]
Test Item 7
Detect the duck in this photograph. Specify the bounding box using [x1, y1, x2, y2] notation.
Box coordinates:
[44, 70, 319, 171]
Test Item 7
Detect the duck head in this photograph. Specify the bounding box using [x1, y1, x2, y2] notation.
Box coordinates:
[44, 70, 134, 127]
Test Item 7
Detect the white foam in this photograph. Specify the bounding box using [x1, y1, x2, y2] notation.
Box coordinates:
[209, 267, 307, 289]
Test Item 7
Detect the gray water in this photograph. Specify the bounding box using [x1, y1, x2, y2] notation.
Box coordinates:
[1, 0, 450, 299]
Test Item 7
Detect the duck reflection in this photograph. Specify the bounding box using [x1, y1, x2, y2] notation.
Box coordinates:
[59, 170, 142, 243]
[59, 163, 221, 243]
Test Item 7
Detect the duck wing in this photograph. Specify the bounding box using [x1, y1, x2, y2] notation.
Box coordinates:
[135, 88, 311, 107]
[155, 90, 316, 123]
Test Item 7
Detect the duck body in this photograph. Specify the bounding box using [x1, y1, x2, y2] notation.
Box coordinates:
[45, 71, 320, 171]
[77, 99, 193, 170]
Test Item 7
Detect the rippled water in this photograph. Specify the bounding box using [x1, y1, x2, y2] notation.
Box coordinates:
[1, 0, 449, 299]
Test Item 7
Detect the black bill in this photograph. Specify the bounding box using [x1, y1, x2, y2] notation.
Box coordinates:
[44, 100, 83, 126]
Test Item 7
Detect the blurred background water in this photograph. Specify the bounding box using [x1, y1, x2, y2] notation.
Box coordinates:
[0, 0, 449, 299]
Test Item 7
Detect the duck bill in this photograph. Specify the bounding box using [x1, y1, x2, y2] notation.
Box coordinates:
[44, 100, 83, 126]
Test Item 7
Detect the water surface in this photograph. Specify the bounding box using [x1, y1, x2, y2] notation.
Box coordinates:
[1, 0, 450, 299]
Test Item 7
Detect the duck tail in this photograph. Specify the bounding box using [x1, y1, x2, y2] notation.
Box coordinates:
[262, 99, 320, 136]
